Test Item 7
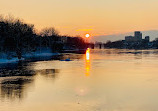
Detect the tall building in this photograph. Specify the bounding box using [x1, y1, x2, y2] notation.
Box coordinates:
[134, 31, 142, 41]
[145, 36, 150, 42]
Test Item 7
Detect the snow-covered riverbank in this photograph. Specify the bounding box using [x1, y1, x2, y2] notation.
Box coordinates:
[0, 52, 61, 64]
[0, 47, 61, 64]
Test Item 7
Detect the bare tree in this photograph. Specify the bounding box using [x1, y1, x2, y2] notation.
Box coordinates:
[40, 27, 59, 37]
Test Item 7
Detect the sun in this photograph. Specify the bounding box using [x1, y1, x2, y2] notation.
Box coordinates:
[85, 34, 90, 38]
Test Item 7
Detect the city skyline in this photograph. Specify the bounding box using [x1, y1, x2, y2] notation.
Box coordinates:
[1, 0, 158, 37]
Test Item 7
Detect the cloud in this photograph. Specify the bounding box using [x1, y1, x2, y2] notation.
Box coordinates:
[76, 29, 93, 31]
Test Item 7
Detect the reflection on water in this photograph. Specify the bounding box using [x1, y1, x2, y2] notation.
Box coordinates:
[1, 49, 158, 111]
[0, 61, 35, 101]
[1, 78, 33, 100]
[0, 61, 35, 77]
[35, 69, 59, 79]
[86, 48, 90, 61]
[85, 48, 90, 76]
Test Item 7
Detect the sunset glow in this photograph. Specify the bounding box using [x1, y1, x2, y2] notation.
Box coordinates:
[85, 34, 90, 38]
[1, 0, 158, 37]
[1, 0, 158, 111]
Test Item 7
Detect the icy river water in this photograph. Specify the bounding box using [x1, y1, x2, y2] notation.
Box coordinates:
[1, 49, 158, 111]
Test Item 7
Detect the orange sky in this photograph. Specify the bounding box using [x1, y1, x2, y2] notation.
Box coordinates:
[1, 0, 158, 37]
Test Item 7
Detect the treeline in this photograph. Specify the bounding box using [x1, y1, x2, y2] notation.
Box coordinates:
[104, 41, 124, 49]
[0, 16, 87, 59]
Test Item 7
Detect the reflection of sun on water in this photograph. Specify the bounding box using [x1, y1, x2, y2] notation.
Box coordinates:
[86, 48, 90, 61]
[85, 48, 90, 76]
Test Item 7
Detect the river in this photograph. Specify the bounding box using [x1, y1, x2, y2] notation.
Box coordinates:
[1, 49, 158, 111]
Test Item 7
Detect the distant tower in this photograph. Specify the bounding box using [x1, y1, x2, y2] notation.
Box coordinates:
[134, 31, 142, 41]
[145, 36, 150, 42]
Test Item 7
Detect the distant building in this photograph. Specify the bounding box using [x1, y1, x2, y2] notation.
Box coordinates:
[145, 36, 150, 42]
[125, 31, 149, 42]
[134, 31, 142, 41]
[125, 36, 134, 42]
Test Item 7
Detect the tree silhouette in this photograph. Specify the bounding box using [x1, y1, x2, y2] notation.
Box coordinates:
[40, 27, 58, 37]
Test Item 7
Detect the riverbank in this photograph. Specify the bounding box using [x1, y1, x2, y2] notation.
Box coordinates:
[0, 52, 61, 64]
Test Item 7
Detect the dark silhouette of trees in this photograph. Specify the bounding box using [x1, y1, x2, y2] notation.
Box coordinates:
[104, 40, 124, 49]
[0, 15, 88, 60]
[40, 27, 59, 37]
[0, 17, 36, 59]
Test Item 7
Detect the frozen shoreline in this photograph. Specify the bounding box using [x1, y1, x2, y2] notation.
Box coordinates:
[0, 52, 61, 64]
